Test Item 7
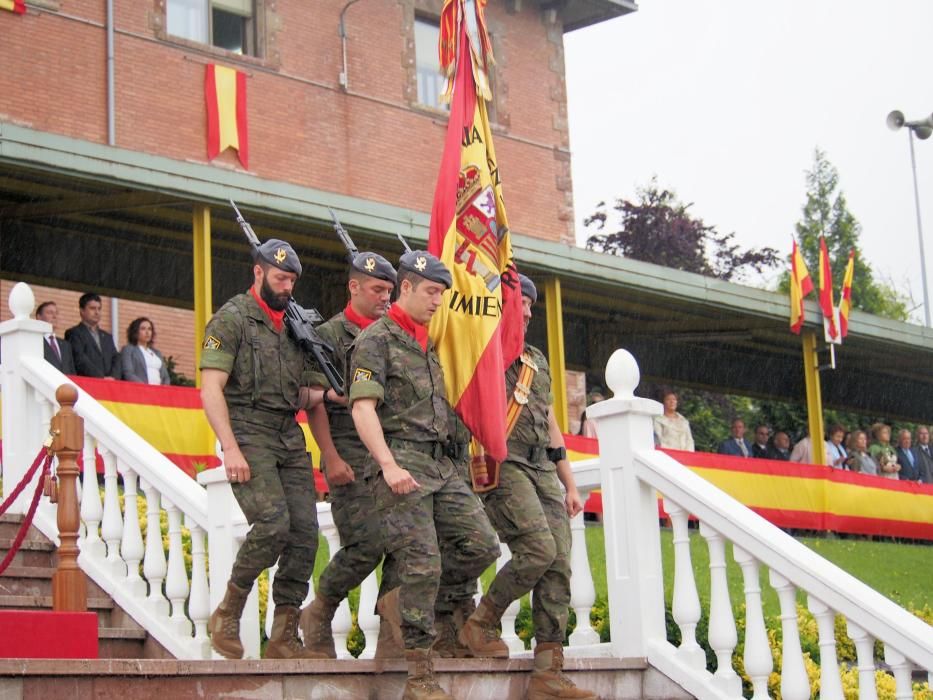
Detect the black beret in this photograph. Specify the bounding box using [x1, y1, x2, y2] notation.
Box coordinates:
[351, 252, 397, 284]
[518, 273, 537, 303]
[399, 250, 452, 289]
[255, 239, 302, 278]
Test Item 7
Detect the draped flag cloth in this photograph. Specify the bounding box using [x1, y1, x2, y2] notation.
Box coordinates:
[818, 237, 838, 339]
[0, 0, 25, 13]
[789, 239, 813, 334]
[839, 250, 855, 338]
[205, 64, 249, 169]
[427, 0, 523, 463]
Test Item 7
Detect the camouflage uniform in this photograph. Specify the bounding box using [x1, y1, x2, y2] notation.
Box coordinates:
[349, 315, 500, 650]
[310, 312, 386, 602]
[200, 292, 319, 608]
[481, 344, 572, 644]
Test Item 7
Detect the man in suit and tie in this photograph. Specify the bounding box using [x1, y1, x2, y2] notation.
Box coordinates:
[65, 292, 120, 379]
[751, 425, 772, 459]
[718, 418, 753, 457]
[35, 301, 76, 374]
[910, 426, 933, 484]
[895, 429, 921, 481]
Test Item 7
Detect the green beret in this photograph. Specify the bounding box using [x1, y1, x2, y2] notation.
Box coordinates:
[255, 239, 302, 277]
[399, 250, 452, 289]
[351, 252, 397, 284]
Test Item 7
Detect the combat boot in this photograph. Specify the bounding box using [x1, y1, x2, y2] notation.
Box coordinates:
[526, 642, 598, 700]
[208, 580, 250, 659]
[433, 598, 475, 658]
[374, 587, 405, 659]
[403, 648, 453, 700]
[265, 606, 331, 659]
[458, 596, 509, 658]
[299, 595, 340, 658]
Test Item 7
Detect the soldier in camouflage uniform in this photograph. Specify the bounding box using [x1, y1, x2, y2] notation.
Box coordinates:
[350, 250, 500, 700]
[200, 239, 331, 661]
[459, 274, 597, 700]
[299, 251, 400, 658]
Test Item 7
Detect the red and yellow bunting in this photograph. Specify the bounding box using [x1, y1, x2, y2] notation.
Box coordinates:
[839, 250, 855, 338]
[205, 64, 249, 169]
[789, 239, 813, 334]
[0, 0, 26, 14]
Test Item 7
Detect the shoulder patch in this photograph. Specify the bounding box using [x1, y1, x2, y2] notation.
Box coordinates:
[203, 335, 222, 350]
[353, 368, 373, 383]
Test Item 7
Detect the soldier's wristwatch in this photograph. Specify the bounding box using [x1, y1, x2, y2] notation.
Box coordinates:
[546, 446, 567, 463]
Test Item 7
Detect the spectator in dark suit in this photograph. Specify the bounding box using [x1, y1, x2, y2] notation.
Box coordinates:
[912, 426, 933, 484]
[64, 292, 120, 379]
[119, 317, 170, 385]
[895, 429, 921, 481]
[751, 425, 771, 459]
[718, 418, 753, 457]
[767, 431, 792, 460]
[35, 301, 76, 374]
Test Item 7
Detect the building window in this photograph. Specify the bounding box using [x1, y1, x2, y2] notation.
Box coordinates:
[414, 17, 447, 109]
[167, 0, 256, 56]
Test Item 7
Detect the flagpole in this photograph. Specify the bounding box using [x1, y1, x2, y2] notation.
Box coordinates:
[907, 129, 931, 327]
[801, 331, 827, 467]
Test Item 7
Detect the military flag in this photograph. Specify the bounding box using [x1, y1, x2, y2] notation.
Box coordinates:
[789, 239, 813, 334]
[427, 0, 523, 469]
[818, 237, 838, 340]
[839, 250, 855, 338]
[205, 64, 249, 169]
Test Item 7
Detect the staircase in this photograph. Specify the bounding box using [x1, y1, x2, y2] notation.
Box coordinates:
[0, 513, 170, 660]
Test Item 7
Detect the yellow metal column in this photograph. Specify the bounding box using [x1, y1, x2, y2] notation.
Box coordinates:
[801, 330, 827, 466]
[192, 204, 213, 388]
[543, 276, 568, 432]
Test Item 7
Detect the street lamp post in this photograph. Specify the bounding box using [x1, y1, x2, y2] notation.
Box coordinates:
[887, 109, 932, 328]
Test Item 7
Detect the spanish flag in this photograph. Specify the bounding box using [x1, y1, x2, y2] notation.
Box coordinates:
[0, 0, 26, 13]
[205, 64, 249, 169]
[789, 239, 813, 334]
[427, 0, 523, 464]
[818, 237, 838, 339]
[839, 250, 855, 338]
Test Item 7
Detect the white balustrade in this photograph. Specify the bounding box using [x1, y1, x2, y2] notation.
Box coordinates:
[807, 596, 844, 700]
[883, 645, 914, 700]
[770, 571, 810, 700]
[733, 546, 772, 700]
[119, 464, 146, 597]
[699, 522, 741, 696]
[99, 446, 126, 578]
[187, 520, 211, 655]
[356, 570, 381, 658]
[665, 498, 705, 670]
[164, 498, 193, 638]
[79, 432, 104, 559]
[568, 497, 599, 648]
[848, 621, 879, 700]
[140, 478, 169, 617]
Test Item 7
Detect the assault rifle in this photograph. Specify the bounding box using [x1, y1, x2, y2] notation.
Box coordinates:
[328, 208, 358, 263]
[229, 200, 345, 395]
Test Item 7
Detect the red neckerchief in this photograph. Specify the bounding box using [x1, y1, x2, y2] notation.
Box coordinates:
[249, 287, 285, 332]
[344, 302, 376, 330]
[388, 304, 428, 351]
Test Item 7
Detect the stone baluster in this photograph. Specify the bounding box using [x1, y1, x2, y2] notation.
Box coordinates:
[847, 622, 879, 700]
[568, 496, 598, 647]
[769, 571, 810, 700]
[118, 462, 146, 598]
[733, 546, 772, 700]
[79, 433, 104, 559]
[188, 519, 211, 656]
[807, 596, 844, 700]
[664, 498, 705, 669]
[99, 446, 126, 578]
[320, 520, 352, 658]
[164, 497, 193, 637]
[883, 645, 914, 700]
[356, 570, 380, 658]
[495, 542, 525, 654]
[50, 384, 87, 612]
[699, 522, 740, 696]
[140, 478, 169, 616]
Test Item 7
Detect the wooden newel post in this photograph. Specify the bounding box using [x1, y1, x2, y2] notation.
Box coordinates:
[50, 384, 87, 612]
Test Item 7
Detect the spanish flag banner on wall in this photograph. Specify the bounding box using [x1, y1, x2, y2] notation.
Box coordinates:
[205, 64, 249, 169]
[0, 0, 26, 14]
[427, 0, 524, 463]
[818, 237, 838, 340]
[789, 239, 813, 334]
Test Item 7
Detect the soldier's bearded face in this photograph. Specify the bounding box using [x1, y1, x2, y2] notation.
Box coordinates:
[521, 296, 533, 332]
[259, 267, 295, 311]
[351, 277, 394, 319]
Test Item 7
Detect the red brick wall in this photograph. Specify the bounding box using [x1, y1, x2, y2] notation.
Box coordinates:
[0, 0, 574, 242]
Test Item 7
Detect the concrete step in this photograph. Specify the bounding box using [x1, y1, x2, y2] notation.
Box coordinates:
[0, 657, 692, 700]
[0, 565, 108, 599]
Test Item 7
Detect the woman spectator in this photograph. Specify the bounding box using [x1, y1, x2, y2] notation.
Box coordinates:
[868, 423, 900, 479]
[577, 389, 605, 438]
[826, 424, 848, 469]
[845, 430, 878, 475]
[120, 317, 170, 385]
[653, 388, 695, 451]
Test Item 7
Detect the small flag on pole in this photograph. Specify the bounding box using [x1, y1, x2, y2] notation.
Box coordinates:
[818, 237, 838, 340]
[789, 239, 813, 334]
[839, 250, 855, 338]
[205, 64, 249, 169]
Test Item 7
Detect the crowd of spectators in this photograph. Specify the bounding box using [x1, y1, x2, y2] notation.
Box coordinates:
[34, 292, 171, 386]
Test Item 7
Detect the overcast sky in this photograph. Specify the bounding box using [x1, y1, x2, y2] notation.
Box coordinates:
[564, 1, 933, 323]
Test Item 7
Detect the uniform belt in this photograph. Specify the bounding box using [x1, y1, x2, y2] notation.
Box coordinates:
[229, 407, 297, 431]
[511, 443, 547, 463]
[445, 441, 470, 461]
[389, 438, 446, 460]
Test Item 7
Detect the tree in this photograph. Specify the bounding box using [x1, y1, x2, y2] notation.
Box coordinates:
[584, 180, 780, 282]
[782, 149, 908, 320]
